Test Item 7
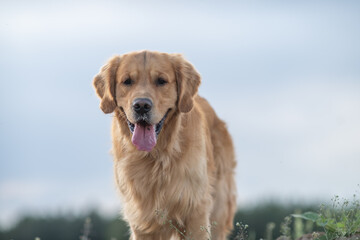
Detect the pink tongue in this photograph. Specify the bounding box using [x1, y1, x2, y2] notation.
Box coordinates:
[131, 124, 157, 152]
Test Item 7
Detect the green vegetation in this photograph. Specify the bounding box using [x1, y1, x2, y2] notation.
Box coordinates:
[290, 195, 360, 240]
[0, 203, 317, 240]
[233, 222, 249, 240]
[230, 202, 319, 240]
[0, 211, 130, 240]
[1, 195, 359, 240]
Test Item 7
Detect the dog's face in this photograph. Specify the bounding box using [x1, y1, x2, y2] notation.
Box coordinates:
[93, 51, 201, 152]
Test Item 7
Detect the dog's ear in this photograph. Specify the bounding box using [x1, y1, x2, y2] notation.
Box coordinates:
[171, 54, 201, 113]
[93, 56, 121, 114]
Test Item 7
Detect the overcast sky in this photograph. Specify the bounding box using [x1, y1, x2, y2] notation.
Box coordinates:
[1, 0, 360, 229]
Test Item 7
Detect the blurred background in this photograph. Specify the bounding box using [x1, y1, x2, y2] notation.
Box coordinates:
[1, 0, 359, 239]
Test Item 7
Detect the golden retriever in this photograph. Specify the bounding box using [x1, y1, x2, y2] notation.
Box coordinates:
[93, 51, 236, 240]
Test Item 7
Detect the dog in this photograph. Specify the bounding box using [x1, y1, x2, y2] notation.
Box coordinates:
[93, 51, 236, 240]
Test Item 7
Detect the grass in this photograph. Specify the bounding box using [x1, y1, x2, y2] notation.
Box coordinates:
[79, 217, 92, 240]
[132, 192, 360, 240]
[2, 193, 359, 240]
[277, 191, 360, 240]
[233, 222, 249, 240]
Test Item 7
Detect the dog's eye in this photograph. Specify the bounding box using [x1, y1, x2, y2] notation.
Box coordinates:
[123, 78, 132, 86]
[156, 78, 167, 86]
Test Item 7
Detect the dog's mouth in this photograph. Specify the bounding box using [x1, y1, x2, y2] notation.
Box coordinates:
[126, 111, 169, 136]
[122, 109, 171, 152]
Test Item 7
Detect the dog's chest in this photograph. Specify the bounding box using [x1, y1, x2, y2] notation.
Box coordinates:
[116, 152, 209, 220]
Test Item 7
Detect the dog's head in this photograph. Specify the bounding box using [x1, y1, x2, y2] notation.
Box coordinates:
[93, 51, 201, 152]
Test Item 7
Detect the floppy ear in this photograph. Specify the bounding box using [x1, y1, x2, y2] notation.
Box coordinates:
[93, 56, 121, 114]
[172, 54, 201, 113]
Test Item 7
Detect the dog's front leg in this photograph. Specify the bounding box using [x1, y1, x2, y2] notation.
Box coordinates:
[185, 204, 212, 240]
[130, 230, 157, 240]
[130, 228, 174, 240]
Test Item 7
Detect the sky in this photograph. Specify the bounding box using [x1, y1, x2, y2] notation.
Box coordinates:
[1, 0, 360, 229]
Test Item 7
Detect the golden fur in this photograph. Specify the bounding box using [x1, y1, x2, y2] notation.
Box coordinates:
[93, 51, 236, 240]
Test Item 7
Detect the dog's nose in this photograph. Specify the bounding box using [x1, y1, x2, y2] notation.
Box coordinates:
[132, 98, 152, 115]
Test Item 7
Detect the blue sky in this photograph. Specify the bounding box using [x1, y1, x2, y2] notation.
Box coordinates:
[1, 0, 360, 229]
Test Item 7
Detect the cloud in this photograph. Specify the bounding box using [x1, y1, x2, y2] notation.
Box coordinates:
[3, 0, 357, 53]
[0, 179, 120, 229]
[0, 180, 49, 229]
[226, 79, 360, 203]
[0, 180, 48, 201]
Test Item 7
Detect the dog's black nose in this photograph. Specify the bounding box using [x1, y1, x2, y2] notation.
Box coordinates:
[132, 98, 152, 115]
